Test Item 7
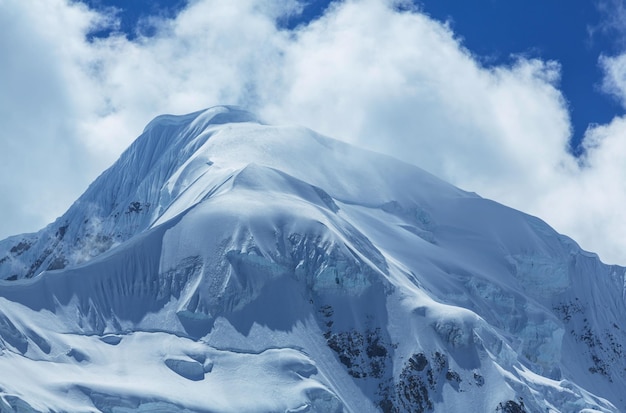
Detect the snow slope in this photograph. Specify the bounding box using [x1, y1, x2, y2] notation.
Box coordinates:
[0, 106, 625, 412]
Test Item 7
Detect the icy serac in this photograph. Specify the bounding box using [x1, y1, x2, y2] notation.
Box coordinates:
[0, 106, 625, 412]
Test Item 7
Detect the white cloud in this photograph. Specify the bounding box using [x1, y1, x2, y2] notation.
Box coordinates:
[263, 1, 576, 209]
[600, 53, 626, 106]
[0, 0, 106, 236]
[4, 0, 626, 264]
[0, 0, 297, 236]
[538, 115, 626, 264]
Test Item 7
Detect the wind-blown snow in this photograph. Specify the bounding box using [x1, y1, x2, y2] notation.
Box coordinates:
[0, 106, 624, 412]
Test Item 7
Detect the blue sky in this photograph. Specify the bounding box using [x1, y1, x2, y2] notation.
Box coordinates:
[427, 0, 625, 154]
[4, 0, 626, 263]
[419, 0, 624, 155]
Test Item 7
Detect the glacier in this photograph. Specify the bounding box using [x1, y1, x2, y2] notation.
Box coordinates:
[0, 106, 625, 412]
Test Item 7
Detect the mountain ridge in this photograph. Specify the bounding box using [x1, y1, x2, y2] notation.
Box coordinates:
[0, 106, 624, 412]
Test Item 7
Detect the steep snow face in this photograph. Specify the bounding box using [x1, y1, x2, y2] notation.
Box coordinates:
[0, 106, 625, 412]
[0, 107, 257, 280]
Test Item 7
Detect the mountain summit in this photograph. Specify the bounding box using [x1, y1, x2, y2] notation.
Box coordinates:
[0, 106, 625, 412]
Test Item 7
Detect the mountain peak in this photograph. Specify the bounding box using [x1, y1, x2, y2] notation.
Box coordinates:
[0, 108, 625, 412]
[0, 106, 262, 279]
[142, 105, 259, 134]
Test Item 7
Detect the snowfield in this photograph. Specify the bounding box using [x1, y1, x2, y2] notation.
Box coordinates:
[0, 106, 625, 412]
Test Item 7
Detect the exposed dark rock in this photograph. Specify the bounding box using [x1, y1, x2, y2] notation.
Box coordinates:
[26, 248, 54, 278]
[473, 372, 485, 387]
[67, 348, 89, 363]
[496, 399, 526, 413]
[126, 201, 150, 214]
[325, 328, 390, 379]
[9, 240, 32, 256]
[396, 353, 436, 412]
[46, 256, 67, 271]
[55, 225, 69, 240]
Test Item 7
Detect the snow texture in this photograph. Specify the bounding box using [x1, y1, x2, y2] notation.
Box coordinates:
[0, 106, 625, 412]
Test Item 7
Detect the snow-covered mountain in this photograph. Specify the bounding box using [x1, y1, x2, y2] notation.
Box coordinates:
[0, 106, 625, 412]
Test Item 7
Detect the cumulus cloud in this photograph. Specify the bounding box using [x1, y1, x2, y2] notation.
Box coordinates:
[4, 0, 626, 263]
[0, 0, 298, 236]
[263, 1, 576, 207]
[0, 0, 107, 236]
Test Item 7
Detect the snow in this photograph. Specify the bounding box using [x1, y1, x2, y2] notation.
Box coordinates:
[0, 106, 625, 411]
[0, 326, 337, 412]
